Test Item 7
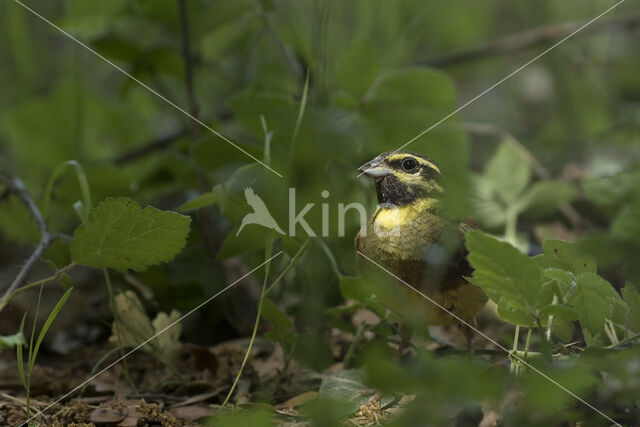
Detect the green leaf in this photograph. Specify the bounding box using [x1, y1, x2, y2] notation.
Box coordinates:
[0, 332, 26, 351]
[611, 202, 640, 241]
[71, 197, 191, 271]
[518, 180, 577, 218]
[466, 230, 542, 306]
[553, 318, 575, 342]
[470, 175, 508, 228]
[568, 273, 622, 338]
[539, 304, 579, 322]
[339, 276, 371, 303]
[261, 298, 292, 332]
[335, 41, 381, 99]
[28, 287, 73, 373]
[621, 282, 640, 332]
[535, 239, 597, 274]
[484, 141, 531, 205]
[177, 192, 217, 213]
[60, 0, 127, 39]
[497, 300, 536, 327]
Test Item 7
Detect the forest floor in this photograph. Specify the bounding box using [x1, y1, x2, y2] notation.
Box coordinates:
[0, 308, 508, 426]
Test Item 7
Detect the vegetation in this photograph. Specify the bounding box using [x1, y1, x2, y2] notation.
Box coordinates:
[0, 0, 639, 425]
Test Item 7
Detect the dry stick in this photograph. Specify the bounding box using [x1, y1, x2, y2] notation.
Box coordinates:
[176, 0, 223, 260]
[0, 177, 71, 307]
[423, 12, 640, 67]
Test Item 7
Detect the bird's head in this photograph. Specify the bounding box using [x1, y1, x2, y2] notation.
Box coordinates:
[358, 151, 443, 206]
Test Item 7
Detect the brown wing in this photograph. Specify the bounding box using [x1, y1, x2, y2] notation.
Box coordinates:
[440, 217, 479, 291]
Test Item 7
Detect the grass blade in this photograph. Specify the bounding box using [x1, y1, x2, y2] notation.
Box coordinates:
[16, 312, 27, 390]
[28, 287, 73, 373]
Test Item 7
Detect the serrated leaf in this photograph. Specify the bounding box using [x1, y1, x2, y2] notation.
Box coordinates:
[536, 239, 596, 274]
[569, 272, 623, 338]
[71, 197, 191, 271]
[484, 141, 531, 204]
[466, 230, 542, 306]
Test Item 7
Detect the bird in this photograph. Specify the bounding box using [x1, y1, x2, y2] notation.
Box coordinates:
[354, 151, 487, 354]
[236, 187, 285, 236]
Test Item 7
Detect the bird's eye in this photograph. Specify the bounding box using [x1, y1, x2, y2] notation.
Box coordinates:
[401, 157, 418, 172]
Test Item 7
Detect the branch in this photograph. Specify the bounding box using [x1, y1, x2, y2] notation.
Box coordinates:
[0, 177, 67, 305]
[113, 128, 188, 165]
[178, 0, 199, 124]
[422, 13, 640, 67]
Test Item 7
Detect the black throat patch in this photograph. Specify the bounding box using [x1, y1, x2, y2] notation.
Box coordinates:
[375, 175, 416, 206]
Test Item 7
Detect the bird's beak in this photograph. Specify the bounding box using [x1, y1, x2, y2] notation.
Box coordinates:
[358, 159, 392, 178]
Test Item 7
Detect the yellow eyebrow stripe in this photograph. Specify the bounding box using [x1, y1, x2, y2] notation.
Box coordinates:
[385, 153, 440, 173]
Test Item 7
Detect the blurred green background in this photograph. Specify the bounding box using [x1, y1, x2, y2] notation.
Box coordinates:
[1, 0, 639, 425]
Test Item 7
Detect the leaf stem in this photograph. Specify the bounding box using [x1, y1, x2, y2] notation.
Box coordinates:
[510, 325, 520, 374]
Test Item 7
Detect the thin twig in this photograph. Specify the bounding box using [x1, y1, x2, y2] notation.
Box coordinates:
[423, 13, 640, 67]
[114, 128, 188, 165]
[0, 263, 76, 314]
[0, 177, 59, 304]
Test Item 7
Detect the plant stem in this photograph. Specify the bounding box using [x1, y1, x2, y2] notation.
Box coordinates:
[546, 295, 558, 341]
[504, 206, 518, 246]
[605, 332, 640, 349]
[265, 239, 309, 296]
[524, 328, 533, 360]
[104, 268, 138, 395]
[344, 323, 366, 369]
[510, 325, 520, 375]
[221, 239, 274, 408]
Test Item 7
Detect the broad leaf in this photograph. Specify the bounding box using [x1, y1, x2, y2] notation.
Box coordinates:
[535, 239, 596, 274]
[569, 273, 623, 337]
[466, 230, 542, 306]
[519, 180, 577, 218]
[484, 142, 531, 205]
[621, 282, 640, 332]
[71, 197, 190, 271]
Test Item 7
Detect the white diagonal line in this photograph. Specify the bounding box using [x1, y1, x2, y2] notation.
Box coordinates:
[356, 250, 621, 426]
[358, 0, 626, 177]
[11, 0, 283, 179]
[21, 251, 283, 426]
